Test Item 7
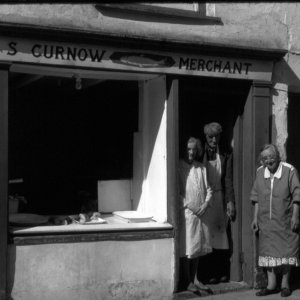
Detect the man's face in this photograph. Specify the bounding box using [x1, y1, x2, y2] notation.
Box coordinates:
[206, 133, 220, 149]
[187, 142, 197, 163]
[261, 149, 280, 174]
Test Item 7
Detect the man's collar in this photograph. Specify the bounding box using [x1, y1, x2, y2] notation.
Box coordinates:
[264, 162, 282, 179]
[205, 144, 217, 152]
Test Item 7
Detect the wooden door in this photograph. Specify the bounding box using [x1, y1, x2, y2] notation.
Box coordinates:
[232, 82, 271, 286]
[0, 67, 8, 299]
[231, 115, 243, 281]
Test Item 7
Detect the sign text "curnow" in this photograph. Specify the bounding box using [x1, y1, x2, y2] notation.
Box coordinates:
[8, 42, 106, 63]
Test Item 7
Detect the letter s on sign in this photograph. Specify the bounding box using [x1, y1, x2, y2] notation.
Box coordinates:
[7, 42, 17, 56]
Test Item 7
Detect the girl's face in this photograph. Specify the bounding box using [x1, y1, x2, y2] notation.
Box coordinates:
[187, 142, 197, 163]
[261, 148, 280, 174]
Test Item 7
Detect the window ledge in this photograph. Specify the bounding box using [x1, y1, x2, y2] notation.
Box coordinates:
[10, 221, 172, 235]
[9, 215, 173, 245]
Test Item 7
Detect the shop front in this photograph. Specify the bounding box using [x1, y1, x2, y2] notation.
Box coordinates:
[0, 32, 285, 299]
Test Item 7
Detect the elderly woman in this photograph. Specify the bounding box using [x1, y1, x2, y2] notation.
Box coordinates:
[250, 144, 300, 297]
[179, 137, 213, 293]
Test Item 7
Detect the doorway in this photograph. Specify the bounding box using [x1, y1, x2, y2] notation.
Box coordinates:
[286, 92, 300, 287]
[178, 76, 253, 286]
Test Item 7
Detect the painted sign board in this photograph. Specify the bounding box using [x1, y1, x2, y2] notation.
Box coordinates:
[0, 38, 273, 81]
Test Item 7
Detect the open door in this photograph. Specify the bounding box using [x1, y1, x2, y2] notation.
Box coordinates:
[132, 76, 168, 223]
[232, 82, 271, 286]
[231, 115, 243, 281]
[0, 67, 8, 300]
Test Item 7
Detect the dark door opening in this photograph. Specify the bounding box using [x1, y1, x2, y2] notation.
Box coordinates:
[286, 92, 300, 286]
[179, 76, 251, 154]
[178, 76, 252, 286]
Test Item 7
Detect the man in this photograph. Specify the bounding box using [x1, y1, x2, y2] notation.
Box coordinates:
[201, 122, 236, 283]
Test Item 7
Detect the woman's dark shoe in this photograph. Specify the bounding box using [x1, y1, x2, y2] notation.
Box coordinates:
[281, 287, 292, 297]
[194, 282, 208, 290]
[256, 288, 279, 296]
[186, 282, 198, 293]
[194, 282, 213, 294]
[186, 283, 202, 296]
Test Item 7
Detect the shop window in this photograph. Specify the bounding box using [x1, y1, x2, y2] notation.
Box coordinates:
[96, 3, 220, 24]
[142, 3, 206, 14]
[9, 77, 138, 213]
[9, 70, 169, 233]
[144, 2, 216, 17]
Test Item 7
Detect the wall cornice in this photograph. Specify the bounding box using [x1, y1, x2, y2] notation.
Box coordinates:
[0, 21, 287, 61]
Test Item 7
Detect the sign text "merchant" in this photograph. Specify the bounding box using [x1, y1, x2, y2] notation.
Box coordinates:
[179, 57, 252, 75]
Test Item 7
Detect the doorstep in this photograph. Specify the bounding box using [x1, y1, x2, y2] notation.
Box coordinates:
[172, 281, 250, 299]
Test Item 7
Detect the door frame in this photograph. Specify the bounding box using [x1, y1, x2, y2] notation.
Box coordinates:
[237, 81, 272, 286]
[0, 65, 9, 300]
[172, 77, 272, 288]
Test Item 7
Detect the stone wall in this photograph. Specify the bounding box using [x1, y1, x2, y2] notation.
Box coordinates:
[8, 239, 174, 300]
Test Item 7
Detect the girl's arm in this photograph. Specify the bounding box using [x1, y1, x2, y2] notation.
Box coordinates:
[197, 167, 212, 217]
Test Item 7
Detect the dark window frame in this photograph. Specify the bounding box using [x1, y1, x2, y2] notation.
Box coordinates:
[95, 3, 223, 25]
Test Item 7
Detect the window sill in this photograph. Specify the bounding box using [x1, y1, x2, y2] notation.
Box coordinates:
[95, 4, 223, 25]
[9, 215, 173, 245]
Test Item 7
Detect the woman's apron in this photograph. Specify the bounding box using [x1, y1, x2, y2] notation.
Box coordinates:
[179, 161, 212, 258]
[205, 153, 229, 250]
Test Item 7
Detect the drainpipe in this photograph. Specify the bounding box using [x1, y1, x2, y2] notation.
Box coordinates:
[271, 82, 288, 161]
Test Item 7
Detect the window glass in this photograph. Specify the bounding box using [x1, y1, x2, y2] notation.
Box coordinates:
[9, 75, 138, 221]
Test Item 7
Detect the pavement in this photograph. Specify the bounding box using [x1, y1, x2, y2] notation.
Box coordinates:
[171, 281, 300, 300]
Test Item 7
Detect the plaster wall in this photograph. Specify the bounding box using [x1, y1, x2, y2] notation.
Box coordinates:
[8, 238, 174, 300]
[214, 3, 300, 158]
[271, 83, 289, 161]
[0, 4, 288, 50]
[260, 4, 300, 158]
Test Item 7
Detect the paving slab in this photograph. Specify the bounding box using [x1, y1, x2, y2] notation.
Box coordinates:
[171, 281, 300, 300]
[200, 287, 300, 300]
